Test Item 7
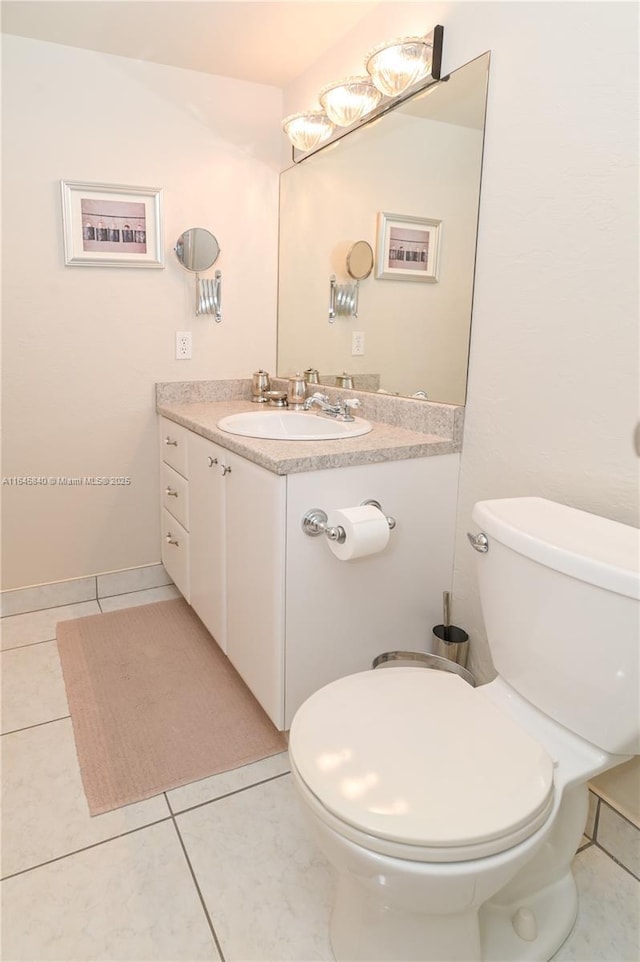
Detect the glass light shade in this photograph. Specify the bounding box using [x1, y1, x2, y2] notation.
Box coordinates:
[318, 76, 382, 127]
[282, 111, 334, 151]
[365, 36, 433, 98]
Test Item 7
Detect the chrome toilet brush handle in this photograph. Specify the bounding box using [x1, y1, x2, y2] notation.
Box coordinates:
[443, 591, 451, 642]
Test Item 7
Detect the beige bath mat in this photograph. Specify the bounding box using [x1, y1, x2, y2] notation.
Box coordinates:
[57, 598, 287, 815]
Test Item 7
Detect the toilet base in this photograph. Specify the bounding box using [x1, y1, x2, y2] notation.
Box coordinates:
[480, 870, 578, 961]
[329, 868, 578, 962]
[331, 871, 481, 962]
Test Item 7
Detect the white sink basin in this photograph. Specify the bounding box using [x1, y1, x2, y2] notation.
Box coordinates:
[217, 410, 373, 441]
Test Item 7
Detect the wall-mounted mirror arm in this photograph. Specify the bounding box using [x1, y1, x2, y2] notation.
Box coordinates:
[329, 275, 360, 321]
[328, 239, 373, 321]
[175, 227, 222, 322]
[196, 271, 222, 321]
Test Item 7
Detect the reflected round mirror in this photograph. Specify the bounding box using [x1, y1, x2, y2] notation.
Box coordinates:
[175, 228, 220, 273]
[346, 240, 374, 280]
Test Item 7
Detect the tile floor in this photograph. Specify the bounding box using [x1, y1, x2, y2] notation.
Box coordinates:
[1, 586, 639, 961]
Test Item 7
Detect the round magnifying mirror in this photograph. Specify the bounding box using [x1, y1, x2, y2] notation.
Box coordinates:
[174, 228, 220, 273]
[346, 240, 374, 280]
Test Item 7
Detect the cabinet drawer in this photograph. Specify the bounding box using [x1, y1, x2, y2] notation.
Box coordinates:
[159, 417, 188, 478]
[161, 462, 189, 529]
[161, 508, 190, 602]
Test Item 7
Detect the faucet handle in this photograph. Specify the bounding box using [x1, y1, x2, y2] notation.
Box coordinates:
[338, 397, 361, 421]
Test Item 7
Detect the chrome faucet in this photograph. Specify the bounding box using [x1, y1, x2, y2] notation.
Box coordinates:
[303, 392, 361, 422]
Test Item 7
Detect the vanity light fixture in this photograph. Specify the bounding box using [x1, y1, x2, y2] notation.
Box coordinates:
[319, 76, 382, 127]
[282, 111, 334, 151]
[282, 26, 443, 156]
[365, 35, 436, 97]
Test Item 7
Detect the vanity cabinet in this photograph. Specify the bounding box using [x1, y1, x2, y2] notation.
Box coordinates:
[159, 417, 286, 725]
[159, 419, 190, 601]
[282, 455, 460, 726]
[159, 415, 460, 731]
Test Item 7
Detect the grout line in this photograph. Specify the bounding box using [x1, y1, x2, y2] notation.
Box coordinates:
[1, 714, 71, 737]
[592, 794, 601, 841]
[592, 840, 640, 882]
[0, 595, 98, 620]
[98, 580, 173, 601]
[168, 796, 227, 962]
[96, 585, 179, 613]
[598, 799, 640, 834]
[1, 636, 59, 651]
[0, 815, 173, 882]
[1, 572, 174, 618]
[167, 768, 291, 818]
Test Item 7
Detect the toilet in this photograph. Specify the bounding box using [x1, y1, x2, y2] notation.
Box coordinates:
[288, 497, 639, 962]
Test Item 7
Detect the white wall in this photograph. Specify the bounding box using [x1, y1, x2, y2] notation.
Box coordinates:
[1, 35, 282, 590]
[284, 0, 639, 681]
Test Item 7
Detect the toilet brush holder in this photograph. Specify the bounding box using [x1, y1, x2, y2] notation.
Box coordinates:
[432, 624, 470, 668]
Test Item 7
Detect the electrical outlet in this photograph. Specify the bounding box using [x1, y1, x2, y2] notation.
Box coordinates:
[175, 331, 192, 360]
[352, 331, 365, 356]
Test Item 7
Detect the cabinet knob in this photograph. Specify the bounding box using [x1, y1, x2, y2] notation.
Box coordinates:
[221, 464, 232, 476]
[165, 534, 179, 546]
[164, 437, 178, 447]
[165, 487, 178, 498]
[207, 456, 218, 467]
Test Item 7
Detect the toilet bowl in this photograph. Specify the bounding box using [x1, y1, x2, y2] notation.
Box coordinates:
[288, 497, 639, 962]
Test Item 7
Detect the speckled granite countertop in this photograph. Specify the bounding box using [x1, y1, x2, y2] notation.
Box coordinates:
[157, 391, 461, 476]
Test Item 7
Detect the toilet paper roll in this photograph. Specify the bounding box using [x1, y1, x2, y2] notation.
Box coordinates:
[325, 505, 390, 561]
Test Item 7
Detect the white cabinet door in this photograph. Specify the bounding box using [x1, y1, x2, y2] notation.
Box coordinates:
[225, 451, 286, 729]
[188, 432, 227, 652]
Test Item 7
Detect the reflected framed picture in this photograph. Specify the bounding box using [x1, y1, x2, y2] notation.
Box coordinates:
[375, 211, 441, 282]
[61, 180, 164, 268]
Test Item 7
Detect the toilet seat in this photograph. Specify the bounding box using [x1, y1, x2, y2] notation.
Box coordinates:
[289, 668, 555, 863]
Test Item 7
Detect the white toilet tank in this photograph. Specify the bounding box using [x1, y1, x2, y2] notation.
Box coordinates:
[471, 497, 639, 755]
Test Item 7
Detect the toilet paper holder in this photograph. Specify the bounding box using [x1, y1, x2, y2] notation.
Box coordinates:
[302, 500, 396, 543]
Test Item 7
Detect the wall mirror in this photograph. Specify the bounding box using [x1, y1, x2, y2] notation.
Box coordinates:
[347, 240, 374, 280]
[174, 227, 220, 273]
[277, 53, 490, 404]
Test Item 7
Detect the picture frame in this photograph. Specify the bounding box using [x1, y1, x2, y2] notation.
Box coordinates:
[375, 212, 441, 282]
[61, 181, 164, 268]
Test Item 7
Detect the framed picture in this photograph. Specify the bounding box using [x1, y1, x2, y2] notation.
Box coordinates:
[61, 181, 164, 268]
[375, 212, 441, 282]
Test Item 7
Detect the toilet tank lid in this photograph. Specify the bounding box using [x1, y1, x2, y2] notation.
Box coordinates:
[472, 498, 640, 600]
